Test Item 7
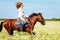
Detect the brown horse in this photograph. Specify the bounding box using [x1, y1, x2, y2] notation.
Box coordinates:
[0, 13, 45, 36]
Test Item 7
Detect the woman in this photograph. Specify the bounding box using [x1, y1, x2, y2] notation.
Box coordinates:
[16, 2, 29, 27]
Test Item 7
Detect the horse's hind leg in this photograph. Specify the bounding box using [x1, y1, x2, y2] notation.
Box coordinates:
[8, 29, 14, 37]
[10, 29, 14, 36]
[8, 29, 13, 36]
[4, 27, 13, 36]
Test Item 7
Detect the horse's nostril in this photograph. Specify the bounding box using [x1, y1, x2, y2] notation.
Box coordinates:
[43, 22, 45, 25]
[42, 21, 45, 25]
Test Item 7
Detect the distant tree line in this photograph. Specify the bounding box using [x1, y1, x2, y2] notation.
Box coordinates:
[0, 18, 60, 21]
[45, 18, 60, 21]
[0, 18, 7, 20]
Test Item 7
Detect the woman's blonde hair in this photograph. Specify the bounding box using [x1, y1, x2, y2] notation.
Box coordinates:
[16, 2, 23, 9]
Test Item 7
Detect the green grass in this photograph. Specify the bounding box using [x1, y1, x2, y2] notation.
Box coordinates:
[0, 21, 60, 40]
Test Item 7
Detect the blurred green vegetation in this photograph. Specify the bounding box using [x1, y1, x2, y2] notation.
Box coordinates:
[0, 18, 7, 21]
[0, 18, 60, 21]
[45, 18, 60, 21]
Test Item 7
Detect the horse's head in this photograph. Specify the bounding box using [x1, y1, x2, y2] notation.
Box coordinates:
[29, 13, 45, 25]
[37, 13, 45, 25]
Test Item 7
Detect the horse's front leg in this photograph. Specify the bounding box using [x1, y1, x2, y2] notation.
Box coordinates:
[27, 27, 35, 35]
[26, 27, 35, 40]
[26, 27, 33, 35]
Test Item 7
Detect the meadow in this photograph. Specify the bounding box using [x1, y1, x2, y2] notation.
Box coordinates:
[0, 21, 60, 40]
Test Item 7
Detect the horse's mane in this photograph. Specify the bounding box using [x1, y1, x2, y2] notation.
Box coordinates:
[29, 13, 38, 18]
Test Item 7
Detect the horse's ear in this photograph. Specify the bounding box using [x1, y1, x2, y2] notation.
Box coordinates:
[32, 12, 36, 14]
[38, 13, 42, 15]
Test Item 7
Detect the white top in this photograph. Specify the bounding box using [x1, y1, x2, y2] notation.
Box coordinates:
[17, 7, 28, 21]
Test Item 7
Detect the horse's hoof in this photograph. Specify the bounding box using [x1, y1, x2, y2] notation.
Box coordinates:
[33, 32, 35, 35]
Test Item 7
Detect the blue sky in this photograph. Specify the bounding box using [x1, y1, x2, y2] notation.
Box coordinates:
[0, 0, 60, 19]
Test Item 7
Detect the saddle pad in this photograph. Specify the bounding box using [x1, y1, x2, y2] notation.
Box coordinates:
[17, 24, 23, 28]
[15, 21, 23, 29]
[15, 21, 29, 28]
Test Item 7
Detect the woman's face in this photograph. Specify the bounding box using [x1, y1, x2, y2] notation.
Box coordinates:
[21, 4, 23, 8]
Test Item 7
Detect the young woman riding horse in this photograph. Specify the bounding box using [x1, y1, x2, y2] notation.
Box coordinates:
[0, 13, 45, 36]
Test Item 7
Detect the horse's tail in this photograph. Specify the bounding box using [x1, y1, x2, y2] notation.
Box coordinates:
[0, 22, 4, 32]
